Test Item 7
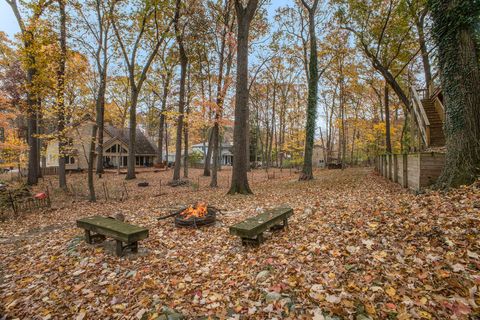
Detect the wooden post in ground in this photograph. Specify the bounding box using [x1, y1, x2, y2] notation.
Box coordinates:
[388, 154, 393, 181]
[393, 154, 398, 183]
[402, 154, 408, 188]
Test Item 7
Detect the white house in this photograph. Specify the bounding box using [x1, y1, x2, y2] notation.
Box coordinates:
[191, 142, 233, 166]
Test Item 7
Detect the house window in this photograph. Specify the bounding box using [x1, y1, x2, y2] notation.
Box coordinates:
[106, 144, 127, 154]
[66, 156, 75, 164]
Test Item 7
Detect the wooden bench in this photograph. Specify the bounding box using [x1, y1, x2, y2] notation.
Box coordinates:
[76, 216, 149, 257]
[229, 207, 293, 245]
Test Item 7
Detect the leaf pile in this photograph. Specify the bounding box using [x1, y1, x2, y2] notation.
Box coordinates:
[0, 168, 479, 319]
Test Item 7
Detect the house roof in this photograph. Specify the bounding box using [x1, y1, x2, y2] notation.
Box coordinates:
[191, 142, 233, 149]
[104, 125, 157, 155]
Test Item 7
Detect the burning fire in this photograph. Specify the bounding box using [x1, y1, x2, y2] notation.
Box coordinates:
[180, 202, 208, 219]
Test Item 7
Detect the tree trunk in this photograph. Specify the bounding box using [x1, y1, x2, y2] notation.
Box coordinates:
[228, 0, 258, 195]
[300, 4, 319, 181]
[165, 121, 169, 167]
[416, 14, 432, 95]
[183, 97, 189, 178]
[156, 73, 170, 165]
[431, 0, 480, 187]
[203, 129, 213, 176]
[95, 73, 107, 175]
[57, 0, 67, 189]
[210, 122, 220, 187]
[211, 0, 232, 187]
[385, 84, 392, 153]
[26, 96, 39, 186]
[173, 0, 188, 181]
[126, 88, 138, 180]
[88, 123, 97, 201]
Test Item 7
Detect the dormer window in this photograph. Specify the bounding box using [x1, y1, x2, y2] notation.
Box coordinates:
[106, 144, 127, 153]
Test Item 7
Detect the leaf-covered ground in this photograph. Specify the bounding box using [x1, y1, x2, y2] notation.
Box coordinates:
[0, 168, 479, 319]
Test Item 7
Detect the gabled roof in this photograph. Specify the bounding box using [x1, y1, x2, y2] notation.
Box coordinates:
[104, 125, 157, 155]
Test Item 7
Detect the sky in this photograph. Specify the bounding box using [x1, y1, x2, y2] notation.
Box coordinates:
[0, 0, 292, 40]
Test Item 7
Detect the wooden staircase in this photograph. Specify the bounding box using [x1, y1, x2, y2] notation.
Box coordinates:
[421, 98, 445, 147]
[410, 85, 446, 148]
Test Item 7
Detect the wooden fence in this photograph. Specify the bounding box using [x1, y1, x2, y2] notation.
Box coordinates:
[41, 166, 59, 176]
[375, 152, 445, 190]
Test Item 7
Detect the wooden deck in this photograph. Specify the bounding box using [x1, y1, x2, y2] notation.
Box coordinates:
[376, 152, 445, 190]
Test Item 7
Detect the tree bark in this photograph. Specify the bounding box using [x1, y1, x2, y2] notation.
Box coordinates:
[385, 84, 392, 153]
[416, 13, 432, 95]
[7, 0, 44, 185]
[57, 0, 67, 189]
[431, 0, 480, 187]
[203, 129, 213, 176]
[173, 0, 188, 182]
[95, 73, 107, 175]
[88, 123, 97, 201]
[126, 89, 138, 179]
[211, 0, 233, 187]
[156, 72, 170, 165]
[228, 0, 258, 195]
[299, 0, 320, 180]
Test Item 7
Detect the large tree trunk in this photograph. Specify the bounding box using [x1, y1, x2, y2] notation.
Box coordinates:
[94, 72, 106, 175]
[95, 77, 106, 175]
[88, 123, 97, 201]
[431, 0, 480, 187]
[7, 2, 41, 186]
[173, 0, 188, 182]
[228, 0, 258, 195]
[299, 1, 320, 181]
[126, 88, 138, 180]
[57, 0, 67, 189]
[156, 73, 170, 165]
[385, 84, 392, 153]
[26, 96, 39, 186]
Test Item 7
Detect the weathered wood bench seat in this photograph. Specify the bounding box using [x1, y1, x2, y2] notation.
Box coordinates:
[229, 207, 293, 245]
[76, 216, 149, 257]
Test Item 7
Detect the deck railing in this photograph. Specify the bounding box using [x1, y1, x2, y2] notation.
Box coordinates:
[410, 85, 430, 147]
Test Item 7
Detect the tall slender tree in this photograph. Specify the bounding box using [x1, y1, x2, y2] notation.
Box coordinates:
[73, 0, 111, 201]
[172, 0, 188, 182]
[57, 0, 67, 189]
[211, 0, 235, 188]
[228, 0, 259, 195]
[111, 0, 173, 180]
[299, 0, 320, 180]
[5, 0, 51, 185]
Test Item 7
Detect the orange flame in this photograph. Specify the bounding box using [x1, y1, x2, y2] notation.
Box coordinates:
[180, 202, 208, 219]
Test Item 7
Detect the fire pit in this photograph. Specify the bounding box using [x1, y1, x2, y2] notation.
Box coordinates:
[174, 202, 217, 228]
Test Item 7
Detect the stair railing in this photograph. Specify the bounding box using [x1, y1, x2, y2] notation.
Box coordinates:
[429, 73, 446, 122]
[410, 85, 430, 147]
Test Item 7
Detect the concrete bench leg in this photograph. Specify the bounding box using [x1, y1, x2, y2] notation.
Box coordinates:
[115, 240, 124, 257]
[131, 242, 138, 253]
[84, 230, 92, 244]
[241, 233, 264, 246]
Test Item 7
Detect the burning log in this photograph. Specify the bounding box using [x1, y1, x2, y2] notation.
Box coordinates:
[174, 202, 217, 228]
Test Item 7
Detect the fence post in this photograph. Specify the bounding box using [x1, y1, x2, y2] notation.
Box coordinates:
[387, 154, 393, 181]
[402, 154, 408, 188]
[393, 154, 398, 183]
[9, 191, 17, 215]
